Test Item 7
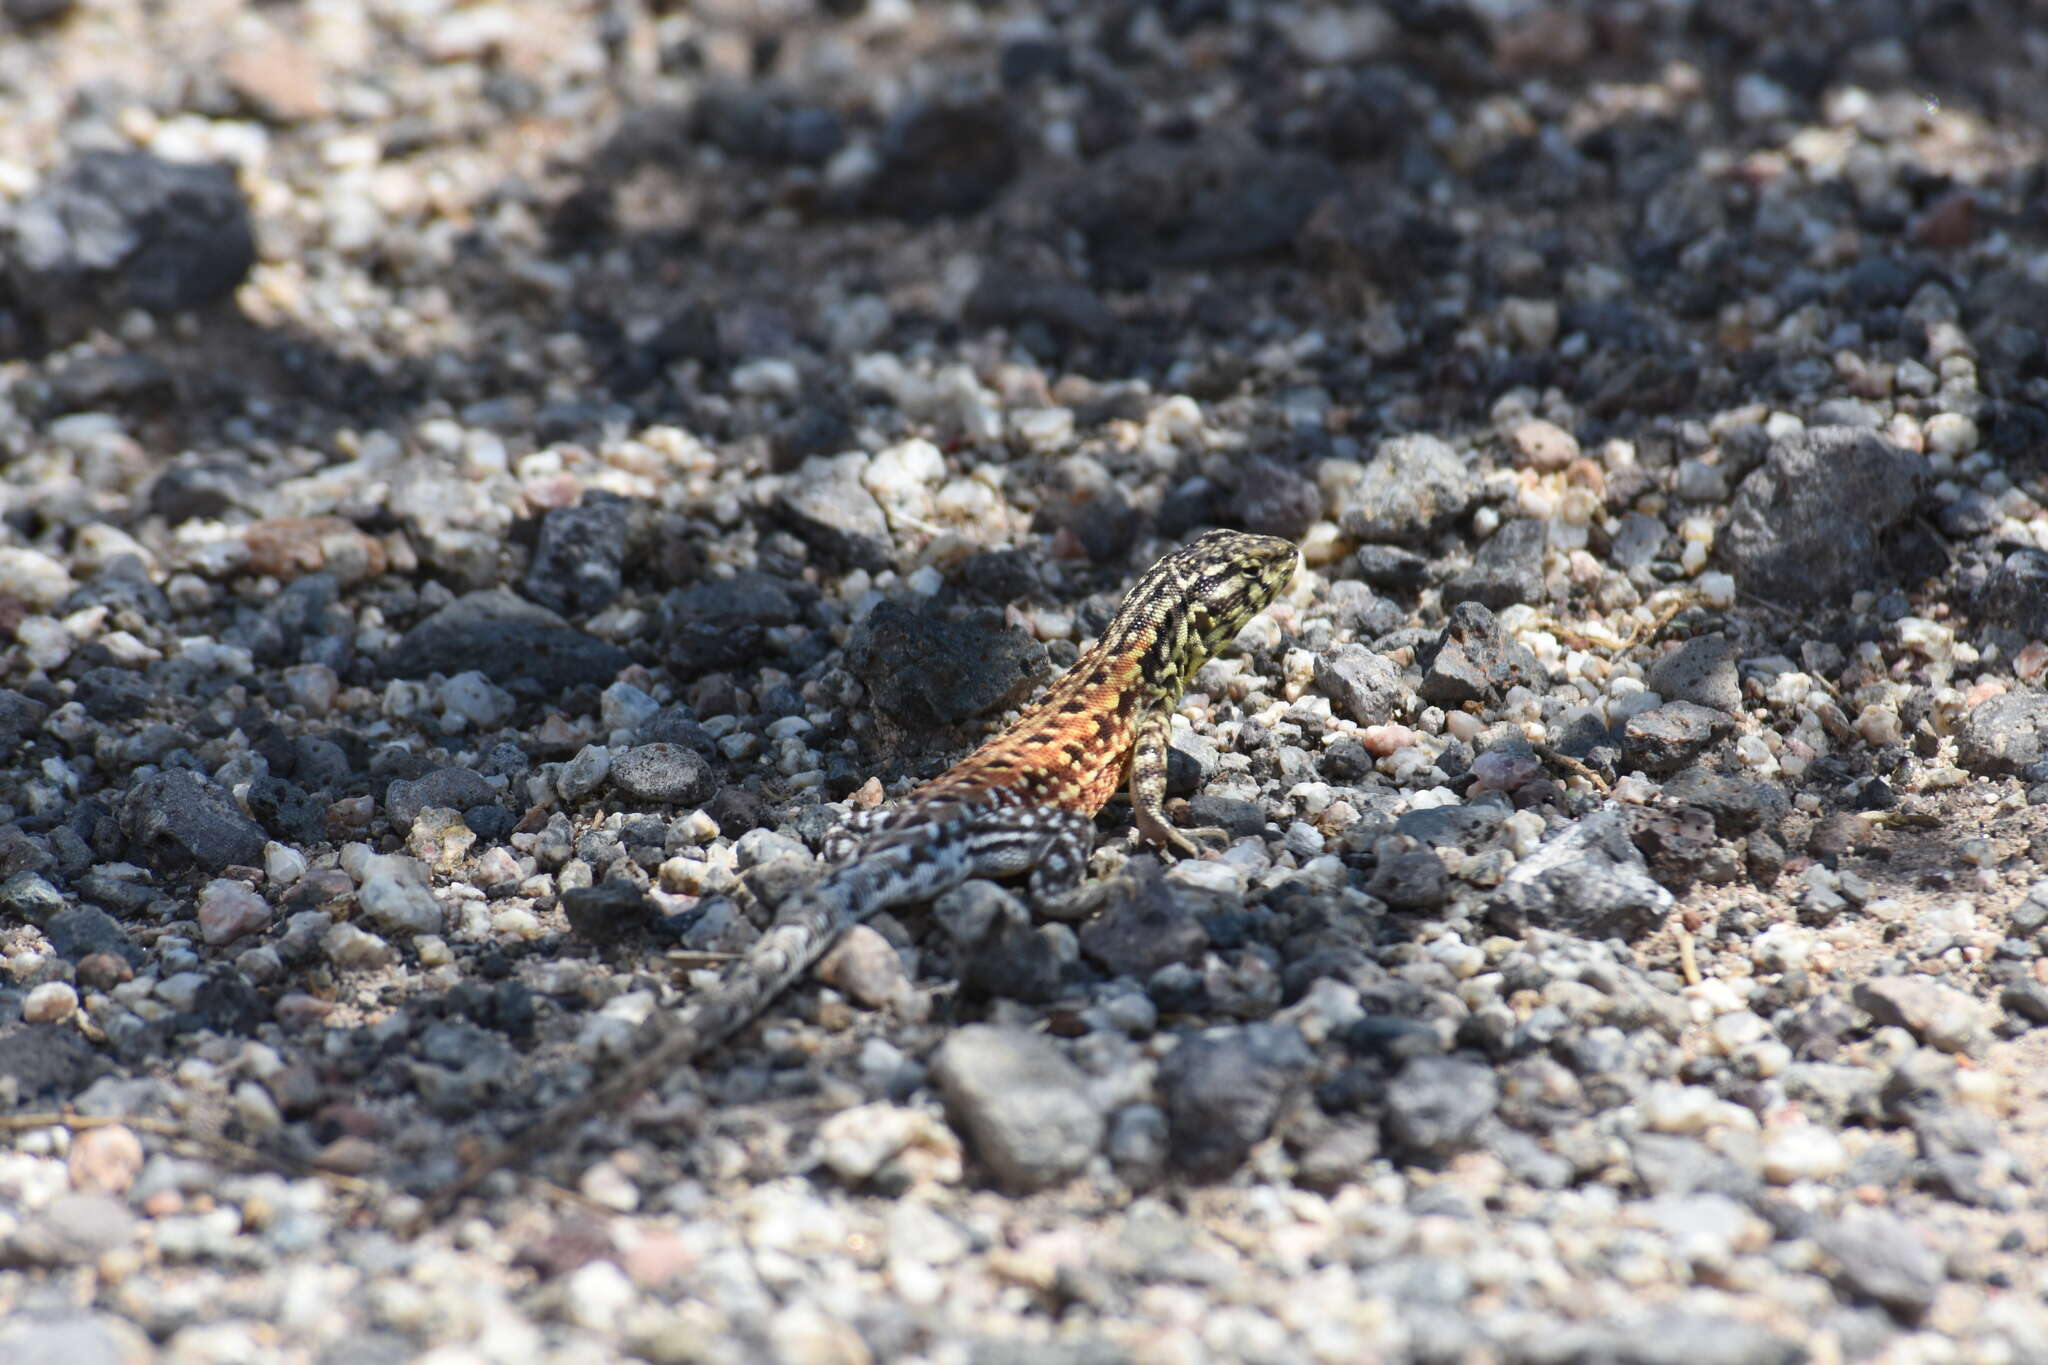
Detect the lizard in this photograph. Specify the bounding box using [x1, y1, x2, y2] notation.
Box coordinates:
[413, 528, 1299, 1224]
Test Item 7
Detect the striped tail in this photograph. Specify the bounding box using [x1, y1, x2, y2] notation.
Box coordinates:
[412, 847, 959, 1224]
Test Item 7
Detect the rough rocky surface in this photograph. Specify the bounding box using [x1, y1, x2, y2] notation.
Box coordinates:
[4, 3, 2048, 1363]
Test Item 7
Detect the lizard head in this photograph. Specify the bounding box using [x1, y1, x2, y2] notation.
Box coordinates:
[1119, 529, 1299, 685]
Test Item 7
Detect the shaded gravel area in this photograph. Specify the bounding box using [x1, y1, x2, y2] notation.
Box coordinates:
[4, 1, 2048, 1361]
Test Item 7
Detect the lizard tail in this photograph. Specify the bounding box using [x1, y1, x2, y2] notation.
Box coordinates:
[409, 849, 947, 1227]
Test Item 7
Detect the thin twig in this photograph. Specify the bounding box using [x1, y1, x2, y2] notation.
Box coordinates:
[1532, 741, 1612, 795]
[0, 1112, 374, 1196]
[1675, 927, 1702, 987]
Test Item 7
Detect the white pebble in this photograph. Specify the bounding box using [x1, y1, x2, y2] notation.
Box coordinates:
[1922, 411, 1977, 457]
[264, 843, 307, 888]
[1760, 1125, 1848, 1184]
[730, 357, 802, 399]
[282, 664, 339, 716]
[1853, 704, 1901, 747]
[22, 981, 79, 1023]
[16, 616, 72, 670]
[1641, 1081, 1718, 1134]
[323, 923, 397, 969]
[493, 907, 544, 939]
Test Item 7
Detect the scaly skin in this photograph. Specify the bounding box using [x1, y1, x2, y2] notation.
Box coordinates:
[413, 529, 1298, 1224]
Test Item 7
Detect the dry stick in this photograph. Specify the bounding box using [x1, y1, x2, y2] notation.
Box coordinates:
[1675, 926, 1703, 988]
[1532, 741, 1612, 796]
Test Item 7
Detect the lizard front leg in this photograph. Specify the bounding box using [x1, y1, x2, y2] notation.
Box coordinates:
[1129, 707, 1205, 858]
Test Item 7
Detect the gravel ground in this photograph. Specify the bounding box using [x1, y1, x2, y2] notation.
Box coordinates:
[4, 1, 2048, 1361]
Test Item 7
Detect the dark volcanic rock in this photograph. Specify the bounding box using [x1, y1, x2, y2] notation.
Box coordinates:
[383, 589, 629, 691]
[386, 767, 499, 828]
[1718, 427, 1925, 604]
[1419, 601, 1540, 707]
[521, 493, 630, 618]
[935, 880, 1066, 1005]
[844, 602, 1046, 744]
[1980, 549, 2048, 638]
[963, 270, 1114, 341]
[1063, 139, 1341, 273]
[1158, 1022, 1314, 1178]
[561, 879, 662, 945]
[0, 688, 51, 750]
[1659, 767, 1788, 836]
[868, 98, 1021, 222]
[1625, 805, 1720, 892]
[661, 571, 804, 676]
[1077, 873, 1210, 979]
[1366, 838, 1449, 911]
[119, 770, 267, 873]
[1621, 701, 1732, 774]
[1227, 458, 1323, 542]
[1442, 517, 1547, 610]
[4, 151, 255, 345]
[0, 1025, 108, 1099]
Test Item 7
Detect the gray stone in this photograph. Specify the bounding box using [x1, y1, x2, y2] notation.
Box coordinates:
[1495, 808, 1675, 940]
[1314, 643, 1401, 724]
[1337, 434, 1474, 544]
[1384, 1055, 1499, 1156]
[1608, 512, 1666, 574]
[1158, 1022, 1314, 1178]
[931, 1025, 1103, 1192]
[609, 743, 717, 805]
[1956, 690, 2048, 777]
[1852, 976, 1987, 1054]
[775, 460, 891, 569]
[1419, 601, 1540, 707]
[385, 766, 497, 827]
[1645, 634, 1740, 711]
[521, 492, 629, 618]
[0, 1313, 152, 1365]
[1818, 1208, 1943, 1321]
[2000, 978, 2048, 1025]
[0, 871, 66, 926]
[8, 1192, 137, 1265]
[356, 855, 442, 935]
[1613, 1310, 1804, 1365]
